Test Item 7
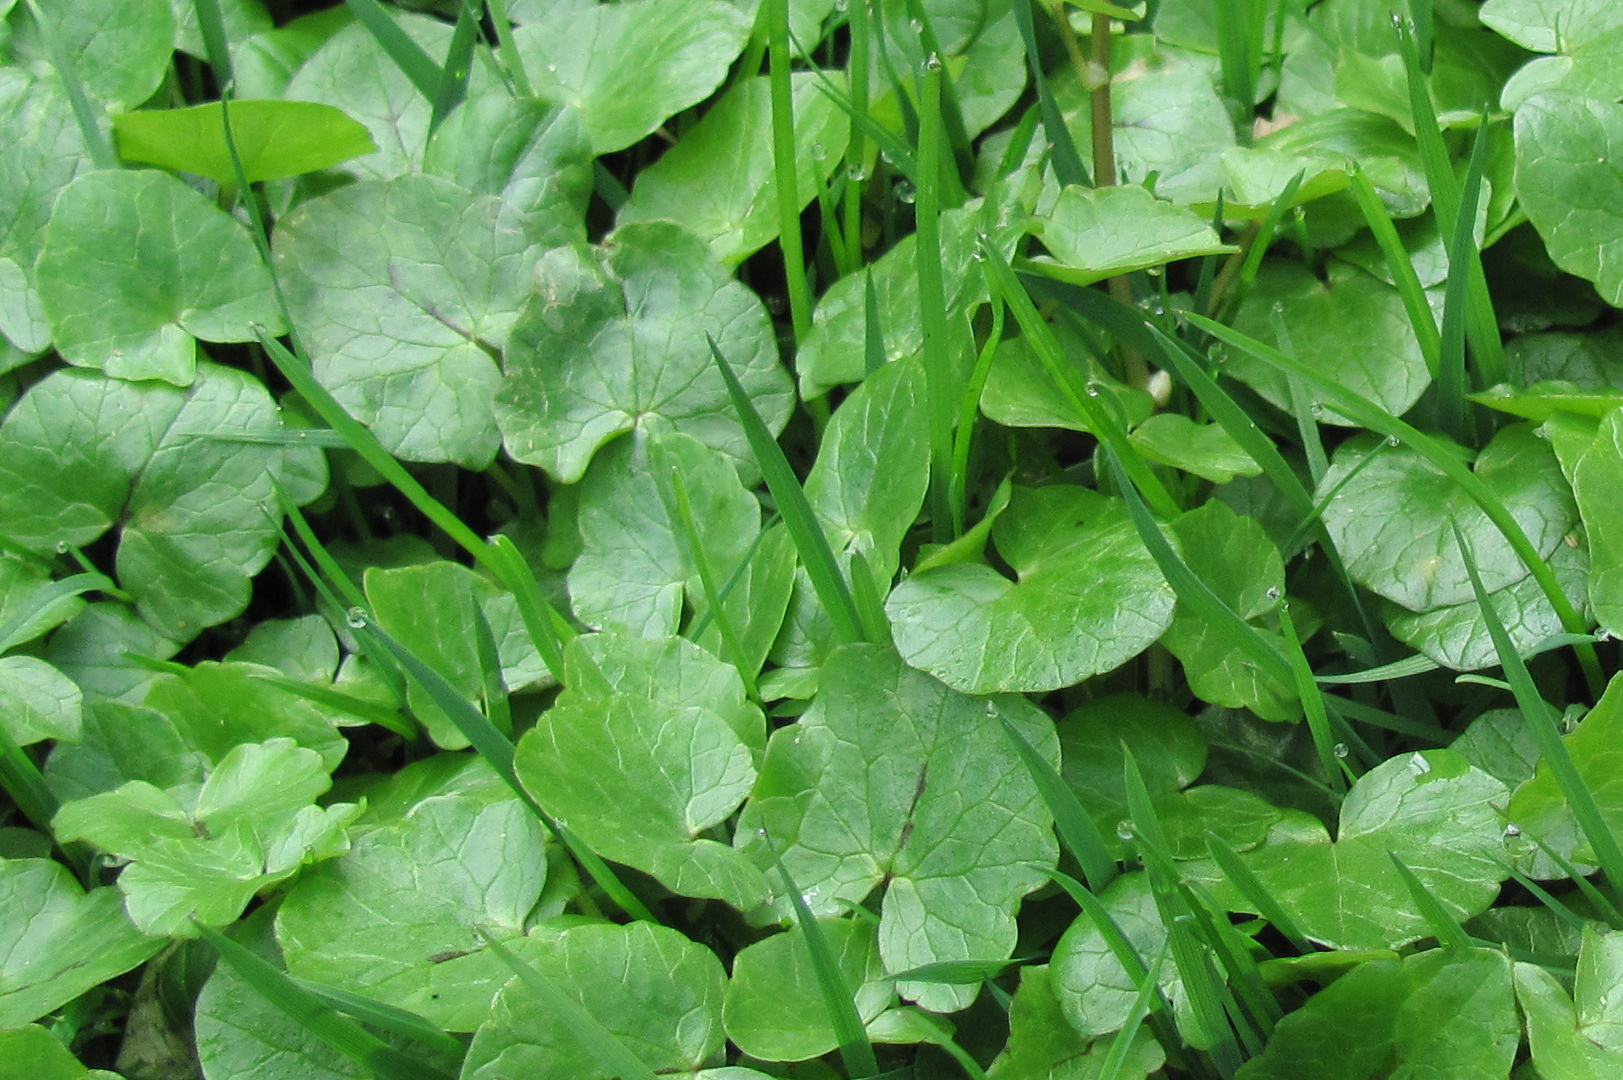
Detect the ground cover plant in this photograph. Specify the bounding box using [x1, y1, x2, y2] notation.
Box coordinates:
[11, 0, 1623, 1076]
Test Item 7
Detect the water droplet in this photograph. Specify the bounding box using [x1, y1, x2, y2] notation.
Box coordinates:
[1600, 157, 1609, 166]
[896, 183, 916, 205]
[924, 53, 943, 72]
[971, 249, 986, 261]
[1146, 266, 1163, 278]
[909, 17, 923, 30]
[1265, 586, 1282, 600]
[1116, 820, 1135, 841]
[546, 64, 557, 73]
[1085, 380, 1103, 397]
[847, 165, 869, 183]
[1309, 401, 1325, 418]
[1408, 752, 1432, 776]
[801, 891, 817, 906]
[54, 540, 69, 555]
[1271, 301, 1285, 314]
[1333, 742, 1349, 759]
[1391, 12, 1405, 28]
[1504, 823, 1522, 837]
[345, 607, 369, 629]
[811, 142, 826, 161]
[1386, 434, 1401, 447]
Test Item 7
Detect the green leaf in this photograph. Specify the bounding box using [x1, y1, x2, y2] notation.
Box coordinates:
[1236, 949, 1516, 1080]
[886, 485, 1175, 694]
[1159, 501, 1296, 721]
[737, 645, 1058, 1012]
[0, 1024, 95, 1080]
[461, 921, 727, 1078]
[1517, 925, 1623, 1079]
[1507, 673, 1623, 871]
[142, 661, 348, 771]
[514, 631, 768, 910]
[421, 95, 592, 229]
[988, 964, 1165, 1080]
[1514, 91, 1623, 307]
[1030, 184, 1237, 284]
[34, 168, 282, 384]
[1049, 872, 1184, 1041]
[283, 15, 475, 182]
[496, 221, 790, 484]
[979, 330, 1154, 436]
[1128, 414, 1261, 485]
[0, 657, 80, 746]
[1242, 749, 1509, 950]
[1318, 425, 1575, 613]
[1573, 407, 1623, 635]
[1229, 260, 1432, 427]
[0, 72, 94, 354]
[0, 364, 325, 641]
[275, 792, 551, 1031]
[620, 73, 848, 266]
[722, 915, 892, 1062]
[0, 858, 162, 1028]
[275, 173, 561, 467]
[568, 429, 759, 639]
[510, 0, 752, 154]
[8, 0, 175, 111]
[53, 737, 360, 937]
[114, 100, 375, 184]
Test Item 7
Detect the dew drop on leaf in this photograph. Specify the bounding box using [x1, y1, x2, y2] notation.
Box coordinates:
[345, 607, 369, 629]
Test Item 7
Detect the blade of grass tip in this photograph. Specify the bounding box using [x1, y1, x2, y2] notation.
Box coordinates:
[1204, 831, 1313, 953]
[1323, 691, 1452, 744]
[1274, 324, 1330, 487]
[1187, 312, 1604, 695]
[847, 549, 893, 647]
[1493, 859, 1593, 934]
[1277, 600, 1347, 795]
[899, 0, 972, 190]
[1213, 0, 1256, 132]
[1455, 521, 1623, 900]
[0, 571, 117, 653]
[659, 455, 762, 700]
[708, 335, 867, 645]
[273, 483, 367, 610]
[1313, 652, 1439, 685]
[864, 267, 887, 377]
[484, 535, 570, 686]
[474, 931, 660, 1080]
[484, 0, 533, 96]
[469, 597, 513, 737]
[190, 0, 233, 88]
[979, 248, 1180, 518]
[1349, 169, 1441, 377]
[1223, 170, 1308, 319]
[22, 0, 116, 169]
[812, 71, 920, 186]
[344, 0, 444, 101]
[916, 58, 958, 541]
[1408, 0, 1433, 73]
[0, 725, 59, 838]
[427, 0, 481, 137]
[767, 0, 813, 346]
[1010, 0, 1089, 187]
[293, 979, 465, 1056]
[1436, 113, 1490, 445]
[1396, 18, 1505, 387]
[363, 617, 657, 923]
[1279, 436, 1393, 556]
[991, 704, 1118, 893]
[1097, 945, 1168, 1080]
[759, 830, 881, 1079]
[197, 923, 455, 1080]
[687, 513, 779, 640]
[1388, 852, 1473, 949]
[246, 671, 416, 739]
[949, 295, 1004, 526]
[1102, 447, 1294, 689]
[1180, 880, 1279, 1037]
[841, 0, 871, 268]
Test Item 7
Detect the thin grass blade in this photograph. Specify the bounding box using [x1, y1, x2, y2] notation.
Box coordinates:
[1277, 601, 1347, 794]
[197, 923, 455, 1080]
[345, 0, 443, 101]
[293, 979, 465, 1056]
[1435, 115, 1491, 444]
[428, 0, 482, 136]
[190, 0, 233, 88]
[1454, 522, 1623, 898]
[477, 932, 661, 1080]
[864, 267, 887, 377]
[1204, 830, 1312, 952]
[485, 0, 532, 96]
[22, 0, 116, 168]
[708, 335, 867, 644]
[993, 709, 1117, 892]
[1388, 852, 1472, 949]
[1349, 169, 1440, 376]
[1097, 946, 1167, 1080]
[1011, 0, 1089, 187]
[767, 0, 813, 345]
[949, 294, 1004, 526]
[915, 59, 958, 541]
[246, 672, 415, 739]
[761, 831, 881, 1078]
[1522, 832, 1623, 927]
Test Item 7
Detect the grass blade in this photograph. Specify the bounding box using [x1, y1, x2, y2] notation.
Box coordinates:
[1435, 115, 1490, 445]
[477, 932, 661, 1080]
[292, 980, 465, 1056]
[761, 831, 881, 1078]
[1011, 0, 1089, 187]
[345, 0, 443, 101]
[709, 336, 867, 645]
[1187, 311, 1603, 695]
[1097, 946, 1167, 1080]
[1388, 852, 1472, 949]
[363, 618, 656, 923]
[1349, 169, 1440, 377]
[1277, 601, 1347, 795]
[22, 0, 116, 169]
[864, 267, 887, 377]
[915, 59, 958, 541]
[485, 0, 533, 96]
[428, 0, 482, 137]
[197, 924, 455, 1080]
[246, 671, 416, 740]
[1454, 522, 1623, 899]
[979, 247, 1180, 518]
[949, 294, 1004, 528]
[841, 0, 872, 271]
[1204, 830, 1312, 952]
[190, 0, 233, 88]
[767, 0, 813, 345]
[992, 707, 1118, 893]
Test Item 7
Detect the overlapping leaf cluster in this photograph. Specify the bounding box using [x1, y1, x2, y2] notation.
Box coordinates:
[9, 0, 1623, 1078]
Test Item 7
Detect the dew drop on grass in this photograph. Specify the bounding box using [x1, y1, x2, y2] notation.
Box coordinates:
[1504, 823, 1521, 837]
[1116, 821, 1135, 841]
[1386, 434, 1402, 447]
[345, 607, 369, 629]
[924, 53, 943, 72]
[54, 540, 69, 554]
[811, 142, 826, 162]
[1085, 381, 1103, 397]
[847, 165, 869, 182]
[1265, 586, 1282, 600]
[1332, 742, 1349, 759]
[896, 182, 916, 205]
